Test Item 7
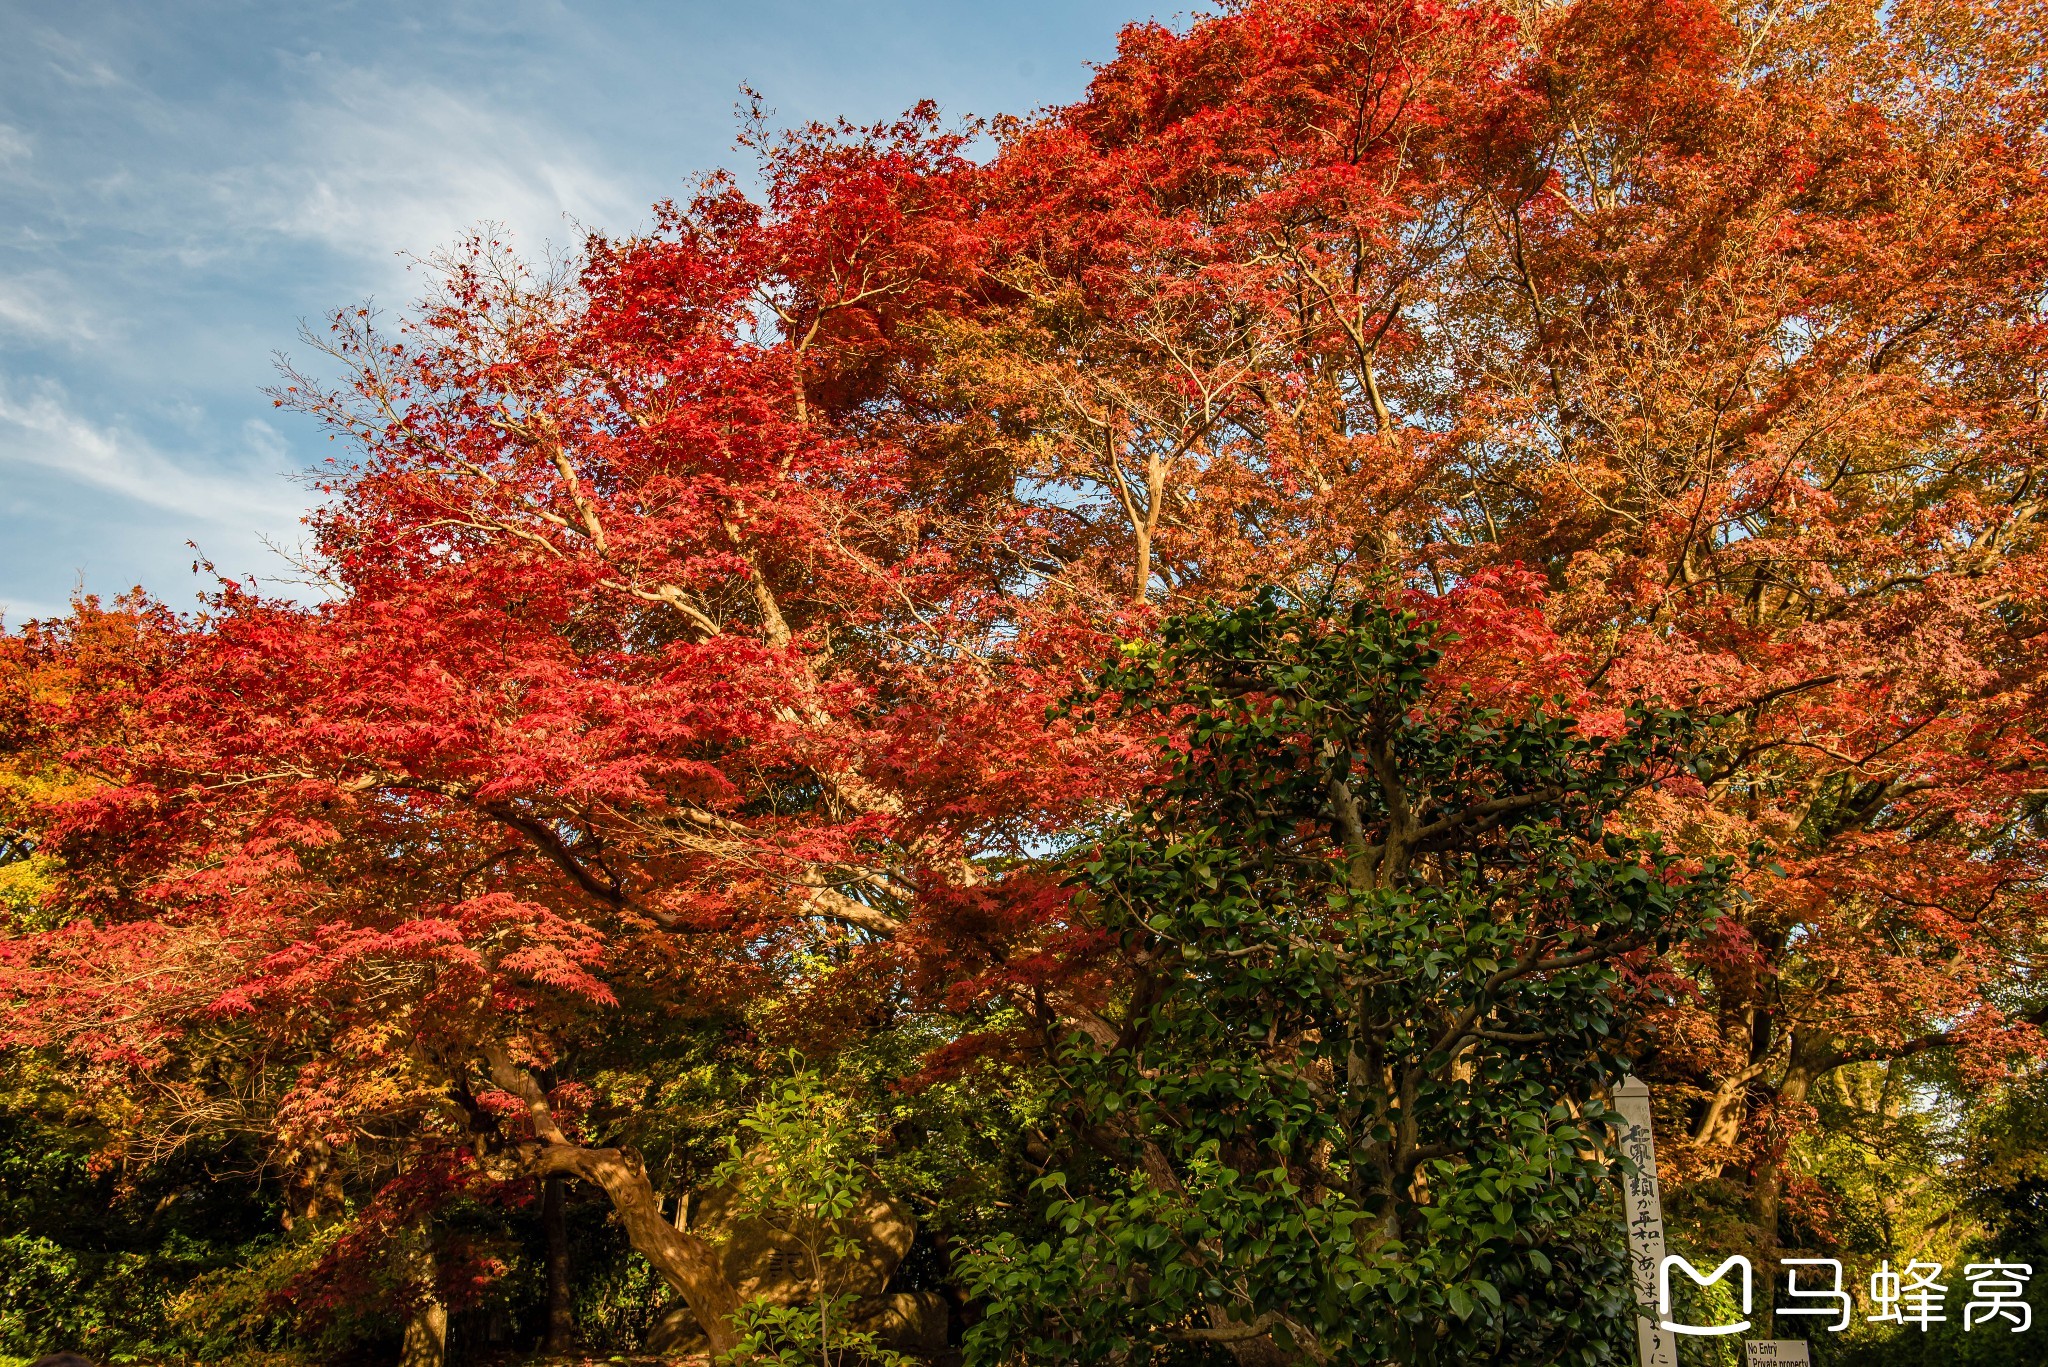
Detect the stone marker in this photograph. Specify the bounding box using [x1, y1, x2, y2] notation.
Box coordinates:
[1614, 1076, 1678, 1367]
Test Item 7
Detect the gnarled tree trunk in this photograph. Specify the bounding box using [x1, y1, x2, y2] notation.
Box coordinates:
[482, 1046, 745, 1356]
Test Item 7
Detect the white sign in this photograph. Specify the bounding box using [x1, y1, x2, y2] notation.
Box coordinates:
[1744, 1341, 1811, 1365]
[1614, 1076, 1678, 1367]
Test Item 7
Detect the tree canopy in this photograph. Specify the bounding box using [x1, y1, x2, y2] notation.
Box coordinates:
[3, 0, 2047, 1362]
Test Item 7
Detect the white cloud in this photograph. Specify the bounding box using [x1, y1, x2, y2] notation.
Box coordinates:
[215, 72, 636, 271]
[0, 124, 29, 168]
[35, 30, 125, 90]
[0, 272, 103, 345]
[240, 416, 289, 464]
[0, 376, 310, 529]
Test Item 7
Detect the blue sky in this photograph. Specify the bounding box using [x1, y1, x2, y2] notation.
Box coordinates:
[0, 1, 1144, 624]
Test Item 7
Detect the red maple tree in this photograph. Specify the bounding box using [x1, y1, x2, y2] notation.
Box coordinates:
[0, 111, 1130, 1351]
[4, 0, 2047, 1353]
[958, 0, 2048, 1253]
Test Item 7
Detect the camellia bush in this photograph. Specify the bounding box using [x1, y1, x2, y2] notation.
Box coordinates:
[963, 594, 1730, 1365]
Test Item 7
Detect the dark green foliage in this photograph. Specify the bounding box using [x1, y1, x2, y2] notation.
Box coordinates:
[962, 592, 1730, 1365]
[0, 1097, 283, 1364]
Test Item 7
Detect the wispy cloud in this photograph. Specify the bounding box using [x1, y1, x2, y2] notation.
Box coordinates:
[216, 72, 637, 271]
[0, 272, 103, 345]
[0, 376, 310, 529]
[34, 28, 126, 90]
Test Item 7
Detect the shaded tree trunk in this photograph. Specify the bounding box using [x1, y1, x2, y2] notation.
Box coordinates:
[1753, 1032, 1833, 1335]
[1754, 1040, 1828, 1248]
[542, 1174, 575, 1355]
[399, 1302, 448, 1367]
[398, 1232, 448, 1367]
[528, 1138, 741, 1353]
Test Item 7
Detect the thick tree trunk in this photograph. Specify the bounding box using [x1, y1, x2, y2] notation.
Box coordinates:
[1754, 1075, 1811, 1234]
[537, 1143, 741, 1352]
[398, 1232, 448, 1367]
[1754, 1045, 1826, 1248]
[542, 1174, 575, 1355]
[1223, 1339, 1296, 1367]
[1216, 1323, 1297, 1367]
[399, 1301, 448, 1367]
[1753, 1033, 1832, 1335]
